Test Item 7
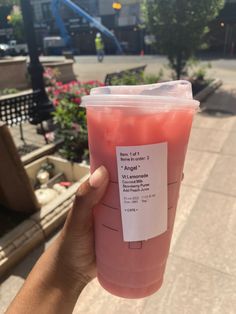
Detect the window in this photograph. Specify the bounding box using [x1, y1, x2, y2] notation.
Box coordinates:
[42, 3, 51, 20]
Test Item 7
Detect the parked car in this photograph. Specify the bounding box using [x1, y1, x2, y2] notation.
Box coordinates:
[8, 40, 28, 56]
[43, 36, 66, 55]
[0, 43, 10, 57]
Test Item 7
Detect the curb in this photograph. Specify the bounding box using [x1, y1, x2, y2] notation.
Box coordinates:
[194, 79, 222, 102]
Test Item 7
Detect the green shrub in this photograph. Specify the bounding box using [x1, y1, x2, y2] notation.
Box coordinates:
[0, 88, 18, 96]
[110, 69, 163, 86]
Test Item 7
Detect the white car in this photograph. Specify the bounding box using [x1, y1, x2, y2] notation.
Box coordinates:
[0, 43, 10, 56]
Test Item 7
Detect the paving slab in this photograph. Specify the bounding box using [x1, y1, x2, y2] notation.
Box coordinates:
[73, 254, 236, 314]
[183, 150, 218, 188]
[221, 131, 236, 156]
[205, 154, 236, 197]
[170, 185, 201, 250]
[74, 279, 147, 314]
[231, 118, 236, 132]
[201, 85, 236, 115]
[8, 124, 45, 149]
[189, 127, 229, 153]
[142, 255, 236, 314]
[192, 113, 236, 132]
[173, 190, 236, 276]
[0, 231, 58, 314]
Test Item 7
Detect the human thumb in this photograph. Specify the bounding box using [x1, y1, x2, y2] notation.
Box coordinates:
[62, 166, 109, 236]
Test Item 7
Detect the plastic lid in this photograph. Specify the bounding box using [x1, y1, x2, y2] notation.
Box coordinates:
[81, 80, 199, 109]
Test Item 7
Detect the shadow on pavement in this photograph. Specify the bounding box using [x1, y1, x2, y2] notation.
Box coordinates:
[0, 227, 61, 284]
[200, 86, 236, 116]
[0, 244, 45, 285]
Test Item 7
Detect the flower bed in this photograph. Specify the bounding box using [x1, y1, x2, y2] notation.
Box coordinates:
[44, 68, 104, 162]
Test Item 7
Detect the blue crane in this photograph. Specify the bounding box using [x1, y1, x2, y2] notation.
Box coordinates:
[51, 0, 123, 54]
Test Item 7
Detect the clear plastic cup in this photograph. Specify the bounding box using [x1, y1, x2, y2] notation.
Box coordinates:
[81, 81, 199, 298]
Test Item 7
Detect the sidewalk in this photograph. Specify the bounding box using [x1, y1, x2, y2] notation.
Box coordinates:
[8, 123, 45, 153]
[72, 86, 236, 314]
[0, 59, 236, 313]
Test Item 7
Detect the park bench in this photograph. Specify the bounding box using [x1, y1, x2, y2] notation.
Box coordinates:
[0, 90, 50, 144]
[104, 64, 147, 85]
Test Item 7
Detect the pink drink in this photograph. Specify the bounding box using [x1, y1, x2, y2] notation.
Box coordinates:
[82, 82, 198, 298]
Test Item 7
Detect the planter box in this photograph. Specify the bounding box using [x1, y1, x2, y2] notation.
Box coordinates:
[25, 155, 89, 188]
[0, 156, 90, 277]
[42, 60, 76, 83]
[0, 57, 29, 90]
[21, 140, 63, 166]
[194, 79, 222, 102]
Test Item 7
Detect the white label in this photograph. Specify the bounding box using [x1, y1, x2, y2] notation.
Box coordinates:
[116, 143, 167, 242]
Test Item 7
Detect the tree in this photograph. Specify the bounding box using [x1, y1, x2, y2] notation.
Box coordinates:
[9, 11, 25, 42]
[0, 0, 19, 29]
[142, 0, 224, 79]
[0, 1, 25, 42]
[0, 0, 19, 6]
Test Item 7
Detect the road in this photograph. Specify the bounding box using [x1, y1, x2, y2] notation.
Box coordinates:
[38, 54, 236, 84]
[69, 55, 235, 84]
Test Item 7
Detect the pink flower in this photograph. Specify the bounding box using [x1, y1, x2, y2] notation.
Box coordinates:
[72, 123, 80, 132]
[71, 97, 81, 104]
[45, 132, 55, 142]
[53, 90, 60, 96]
[56, 82, 63, 86]
[74, 98, 81, 104]
[53, 99, 59, 106]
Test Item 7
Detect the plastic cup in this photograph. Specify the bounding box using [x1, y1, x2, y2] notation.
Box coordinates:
[81, 81, 199, 299]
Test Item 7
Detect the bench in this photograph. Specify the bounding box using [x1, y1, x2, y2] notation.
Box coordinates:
[0, 90, 49, 144]
[104, 65, 147, 85]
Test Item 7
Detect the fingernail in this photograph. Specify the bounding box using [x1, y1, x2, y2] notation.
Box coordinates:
[89, 166, 108, 188]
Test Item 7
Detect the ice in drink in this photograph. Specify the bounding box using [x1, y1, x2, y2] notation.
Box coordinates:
[81, 81, 199, 298]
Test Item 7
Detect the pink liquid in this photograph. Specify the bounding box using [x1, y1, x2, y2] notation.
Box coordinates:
[86, 106, 194, 298]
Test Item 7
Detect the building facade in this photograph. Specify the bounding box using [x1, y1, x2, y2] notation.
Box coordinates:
[208, 0, 236, 55]
[1, 0, 235, 55]
[30, 0, 143, 54]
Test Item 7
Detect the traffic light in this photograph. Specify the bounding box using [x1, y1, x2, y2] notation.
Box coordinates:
[0, 6, 12, 28]
[7, 15, 12, 22]
[112, 2, 122, 11]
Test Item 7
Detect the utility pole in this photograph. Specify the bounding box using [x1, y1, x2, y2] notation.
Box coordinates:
[20, 0, 54, 124]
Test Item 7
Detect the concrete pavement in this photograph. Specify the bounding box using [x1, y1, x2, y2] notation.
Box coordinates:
[72, 100, 236, 314]
[1, 56, 236, 313]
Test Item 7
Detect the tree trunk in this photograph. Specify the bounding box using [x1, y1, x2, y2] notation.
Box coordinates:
[176, 52, 183, 80]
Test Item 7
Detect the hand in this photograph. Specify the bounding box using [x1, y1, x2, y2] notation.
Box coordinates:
[6, 166, 109, 314]
[54, 165, 109, 286]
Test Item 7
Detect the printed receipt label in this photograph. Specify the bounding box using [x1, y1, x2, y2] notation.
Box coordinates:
[116, 143, 167, 242]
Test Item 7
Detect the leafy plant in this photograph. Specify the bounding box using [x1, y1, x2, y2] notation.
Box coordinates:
[0, 0, 19, 5]
[193, 64, 212, 81]
[0, 88, 18, 96]
[142, 0, 224, 79]
[110, 69, 163, 86]
[46, 73, 103, 162]
[188, 60, 212, 81]
[44, 67, 61, 87]
[143, 69, 164, 84]
[111, 71, 144, 85]
[9, 10, 25, 43]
